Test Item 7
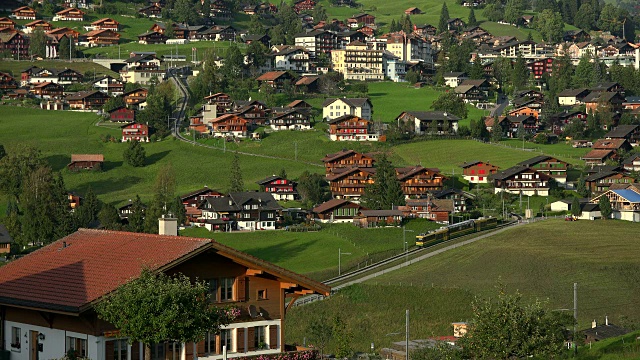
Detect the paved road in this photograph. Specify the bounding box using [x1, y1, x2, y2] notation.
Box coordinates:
[490, 93, 509, 117]
[168, 68, 322, 167]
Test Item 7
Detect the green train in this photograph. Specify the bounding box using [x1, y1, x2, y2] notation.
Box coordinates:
[415, 217, 498, 248]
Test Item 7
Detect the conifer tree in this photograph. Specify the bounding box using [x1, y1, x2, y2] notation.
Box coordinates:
[229, 152, 244, 192]
[438, 3, 450, 34]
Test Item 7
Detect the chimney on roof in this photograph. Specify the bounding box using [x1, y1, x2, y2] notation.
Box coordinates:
[592, 319, 597, 328]
[158, 214, 178, 236]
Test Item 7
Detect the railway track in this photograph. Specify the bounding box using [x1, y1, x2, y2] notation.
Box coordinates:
[292, 220, 520, 307]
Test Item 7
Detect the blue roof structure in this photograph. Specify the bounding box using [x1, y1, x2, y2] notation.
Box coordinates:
[612, 189, 640, 203]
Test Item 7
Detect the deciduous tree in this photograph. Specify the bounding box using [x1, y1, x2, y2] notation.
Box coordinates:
[431, 92, 468, 119]
[29, 28, 47, 58]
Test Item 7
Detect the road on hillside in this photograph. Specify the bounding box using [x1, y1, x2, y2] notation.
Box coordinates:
[490, 93, 509, 117]
[167, 68, 322, 167]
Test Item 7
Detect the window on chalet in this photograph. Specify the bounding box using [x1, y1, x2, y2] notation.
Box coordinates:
[66, 336, 87, 357]
[208, 278, 235, 302]
[257, 289, 267, 300]
[10, 327, 20, 351]
[112, 339, 128, 360]
[254, 326, 266, 349]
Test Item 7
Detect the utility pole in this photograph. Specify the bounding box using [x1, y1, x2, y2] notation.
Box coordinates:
[294, 141, 298, 161]
[405, 310, 410, 360]
[574, 282, 578, 355]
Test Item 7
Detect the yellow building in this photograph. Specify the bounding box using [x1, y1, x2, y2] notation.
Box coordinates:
[331, 41, 384, 81]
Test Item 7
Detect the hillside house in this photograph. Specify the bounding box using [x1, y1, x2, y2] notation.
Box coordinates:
[396, 166, 446, 196]
[322, 98, 372, 121]
[11, 6, 36, 20]
[199, 192, 283, 231]
[67, 154, 104, 171]
[91, 18, 120, 31]
[54, 8, 85, 21]
[0, 224, 12, 254]
[432, 188, 474, 213]
[293, 0, 316, 14]
[582, 149, 616, 166]
[443, 72, 468, 87]
[208, 114, 249, 138]
[516, 156, 569, 184]
[122, 123, 150, 142]
[398, 198, 454, 222]
[328, 115, 381, 142]
[84, 29, 120, 46]
[405, 7, 423, 15]
[30, 82, 63, 99]
[0, 72, 18, 90]
[294, 30, 336, 57]
[122, 88, 149, 109]
[47, 27, 81, 43]
[138, 4, 163, 17]
[138, 31, 168, 44]
[66, 90, 110, 110]
[256, 71, 296, 92]
[454, 84, 483, 103]
[313, 199, 364, 223]
[604, 125, 640, 145]
[461, 161, 500, 184]
[295, 75, 319, 93]
[355, 210, 403, 228]
[120, 54, 164, 84]
[322, 150, 375, 175]
[270, 46, 310, 72]
[585, 170, 635, 194]
[270, 109, 311, 131]
[257, 176, 298, 201]
[0, 228, 329, 360]
[623, 154, 640, 172]
[327, 167, 376, 199]
[592, 189, 640, 221]
[0, 32, 29, 59]
[490, 166, 551, 196]
[108, 106, 135, 123]
[584, 91, 625, 115]
[0, 18, 16, 31]
[396, 111, 460, 135]
[494, 115, 539, 137]
[24, 20, 52, 33]
[527, 57, 553, 80]
[92, 76, 124, 95]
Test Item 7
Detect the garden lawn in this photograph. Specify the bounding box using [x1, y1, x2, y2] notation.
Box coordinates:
[180, 219, 442, 280]
[0, 60, 117, 78]
[499, 139, 591, 163]
[392, 139, 584, 174]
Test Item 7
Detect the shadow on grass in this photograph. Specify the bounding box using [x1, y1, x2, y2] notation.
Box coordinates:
[75, 175, 143, 196]
[145, 150, 171, 166]
[242, 238, 313, 265]
[103, 160, 123, 171]
[368, 92, 388, 97]
[46, 154, 71, 171]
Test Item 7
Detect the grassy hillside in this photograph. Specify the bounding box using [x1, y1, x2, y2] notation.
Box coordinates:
[82, 41, 236, 59]
[180, 219, 441, 280]
[0, 60, 117, 78]
[286, 220, 640, 354]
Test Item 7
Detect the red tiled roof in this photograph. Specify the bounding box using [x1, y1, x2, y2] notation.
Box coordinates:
[581, 149, 614, 160]
[0, 229, 330, 313]
[71, 154, 104, 162]
[256, 71, 288, 81]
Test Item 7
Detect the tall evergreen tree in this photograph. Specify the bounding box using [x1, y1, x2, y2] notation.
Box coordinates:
[573, 53, 594, 87]
[468, 8, 478, 27]
[98, 203, 122, 230]
[361, 155, 405, 210]
[229, 152, 244, 192]
[512, 53, 529, 90]
[29, 28, 47, 58]
[438, 3, 450, 34]
[599, 195, 612, 219]
[127, 195, 145, 233]
[59, 35, 76, 60]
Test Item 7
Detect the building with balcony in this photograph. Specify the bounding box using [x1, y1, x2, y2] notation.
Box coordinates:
[490, 166, 551, 196]
[327, 167, 377, 199]
[516, 156, 569, 184]
[66, 90, 110, 111]
[331, 41, 385, 81]
[322, 149, 376, 175]
[294, 30, 336, 57]
[396, 166, 446, 196]
[122, 123, 150, 142]
[257, 176, 298, 201]
[322, 97, 372, 121]
[328, 115, 382, 141]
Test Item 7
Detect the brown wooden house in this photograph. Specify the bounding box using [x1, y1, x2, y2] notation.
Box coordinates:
[0, 18, 16, 30]
[123, 88, 149, 108]
[396, 166, 446, 196]
[54, 7, 85, 21]
[585, 170, 636, 194]
[0, 72, 18, 90]
[256, 71, 295, 92]
[326, 167, 376, 199]
[322, 149, 376, 175]
[122, 123, 150, 142]
[461, 161, 499, 184]
[11, 6, 36, 20]
[85, 29, 120, 46]
[30, 82, 63, 98]
[66, 90, 110, 110]
[0, 32, 28, 59]
[91, 18, 120, 31]
[355, 210, 403, 228]
[516, 155, 569, 185]
[209, 114, 249, 138]
[138, 4, 163, 17]
[313, 198, 365, 223]
[25, 20, 52, 33]
[67, 154, 104, 171]
[138, 31, 168, 44]
[108, 106, 135, 122]
[328, 115, 382, 142]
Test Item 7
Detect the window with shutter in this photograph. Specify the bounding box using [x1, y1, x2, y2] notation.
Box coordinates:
[236, 328, 245, 353]
[247, 327, 256, 351]
[236, 277, 246, 301]
[269, 326, 278, 349]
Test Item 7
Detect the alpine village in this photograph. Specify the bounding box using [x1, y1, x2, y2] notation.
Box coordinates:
[1, 0, 640, 359]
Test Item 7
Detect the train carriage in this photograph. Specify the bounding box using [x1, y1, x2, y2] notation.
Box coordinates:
[415, 217, 498, 248]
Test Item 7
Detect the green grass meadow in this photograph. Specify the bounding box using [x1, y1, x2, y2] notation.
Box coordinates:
[286, 220, 640, 354]
[0, 60, 117, 78]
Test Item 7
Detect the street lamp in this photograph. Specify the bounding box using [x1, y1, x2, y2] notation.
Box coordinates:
[338, 248, 351, 276]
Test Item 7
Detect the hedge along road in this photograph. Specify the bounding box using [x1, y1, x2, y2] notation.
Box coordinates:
[168, 68, 323, 167]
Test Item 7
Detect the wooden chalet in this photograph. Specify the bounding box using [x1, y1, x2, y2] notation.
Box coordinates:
[0, 224, 13, 254]
[122, 123, 150, 142]
[257, 175, 298, 201]
[208, 114, 249, 138]
[507, 105, 539, 119]
[198, 192, 282, 231]
[584, 91, 625, 115]
[0, 72, 18, 90]
[256, 71, 296, 92]
[11, 6, 36, 20]
[67, 154, 104, 171]
[54, 7, 85, 21]
[460, 161, 499, 184]
[47, 27, 81, 42]
[322, 149, 375, 175]
[604, 125, 640, 145]
[66, 90, 110, 110]
[234, 102, 268, 126]
[585, 170, 636, 194]
[295, 76, 320, 93]
[399, 198, 453, 222]
[85, 29, 120, 46]
[123, 88, 149, 108]
[582, 149, 616, 166]
[270, 109, 311, 131]
[30, 82, 63, 99]
[355, 210, 403, 228]
[211, 0, 233, 19]
[138, 31, 168, 44]
[326, 167, 376, 199]
[328, 115, 382, 142]
[516, 156, 569, 184]
[405, 7, 423, 15]
[0, 32, 28, 59]
[396, 111, 460, 135]
[0, 228, 329, 360]
[108, 106, 135, 123]
[396, 166, 446, 196]
[623, 155, 640, 172]
[92, 75, 124, 95]
[91, 18, 120, 31]
[293, 0, 316, 13]
[204, 92, 233, 111]
[181, 186, 223, 209]
[24, 20, 52, 33]
[494, 115, 539, 138]
[348, 13, 375, 28]
[527, 57, 553, 80]
[454, 84, 483, 102]
[490, 166, 551, 196]
[313, 199, 365, 223]
[138, 4, 163, 17]
[592, 189, 640, 221]
[0, 18, 16, 31]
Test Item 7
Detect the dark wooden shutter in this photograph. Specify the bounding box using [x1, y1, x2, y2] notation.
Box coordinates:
[269, 326, 278, 349]
[247, 327, 256, 352]
[236, 328, 245, 353]
[130, 342, 140, 360]
[236, 277, 246, 302]
[185, 342, 194, 357]
[105, 341, 115, 360]
[196, 339, 205, 356]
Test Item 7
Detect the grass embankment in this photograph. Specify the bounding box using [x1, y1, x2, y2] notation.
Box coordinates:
[180, 219, 441, 280]
[82, 41, 236, 59]
[0, 60, 117, 78]
[286, 220, 640, 354]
